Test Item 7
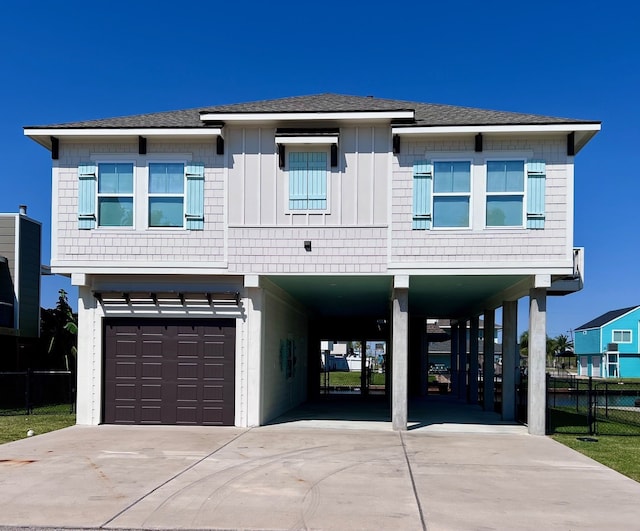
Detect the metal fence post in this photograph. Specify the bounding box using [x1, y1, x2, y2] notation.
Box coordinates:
[587, 376, 594, 435]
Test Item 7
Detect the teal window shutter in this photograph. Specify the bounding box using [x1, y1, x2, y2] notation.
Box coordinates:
[526, 160, 546, 229]
[185, 162, 205, 230]
[412, 160, 432, 229]
[289, 152, 309, 210]
[307, 152, 327, 210]
[78, 163, 97, 229]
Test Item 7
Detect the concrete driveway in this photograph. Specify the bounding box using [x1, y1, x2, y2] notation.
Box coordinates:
[1, 402, 640, 530]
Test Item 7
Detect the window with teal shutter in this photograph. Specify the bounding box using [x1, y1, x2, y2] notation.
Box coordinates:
[78, 163, 97, 229]
[412, 160, 432, 229]
[97, 163, 134, 227]
[432, 161, 471, 228]
[185, 162, 205, 230]
[149, 163, 185, 228]
[486, 160, 524, 227]
[289, 152, 327, 210]
[526, 160, 546, 229]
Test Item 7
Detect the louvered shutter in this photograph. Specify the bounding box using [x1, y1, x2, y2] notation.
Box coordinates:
[289, 152, 308, 210]
[412, 160, 433, 229]
[185, 162, 205, 230]
[307, 152, 327, 210]
[526, 160, 546, 229]
[78, 163, 97, 229]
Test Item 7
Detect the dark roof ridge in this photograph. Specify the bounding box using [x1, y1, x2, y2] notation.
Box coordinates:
[575, 305, 640, 331]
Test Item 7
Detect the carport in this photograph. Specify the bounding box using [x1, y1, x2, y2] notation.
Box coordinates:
[265, 272, 549, 434]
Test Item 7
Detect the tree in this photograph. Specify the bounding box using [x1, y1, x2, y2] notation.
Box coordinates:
[40, 289, 77, 371]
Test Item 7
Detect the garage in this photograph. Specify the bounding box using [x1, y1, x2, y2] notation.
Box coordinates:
[103, 319, 235, 426]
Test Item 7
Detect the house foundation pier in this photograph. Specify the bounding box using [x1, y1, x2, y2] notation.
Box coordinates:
[528, 283, 548, 435]
[392, 276, 409, 430]
[502, 300, 518, 421]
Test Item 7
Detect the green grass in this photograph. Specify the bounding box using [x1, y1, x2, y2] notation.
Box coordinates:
[0, 405, 76, 445]
[320, 371, 386, 387]
[553, 434, 640, 483]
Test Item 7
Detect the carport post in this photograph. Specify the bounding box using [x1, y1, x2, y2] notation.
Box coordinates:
[502, 300, 518, 421]
[469, 316, 479, 404]
[392, 276, 409, 431]
[457, 321, 467, 401]
[450, 322, 459, 395]
[482, 309, 495, 411]
[528, 284, 548, 435]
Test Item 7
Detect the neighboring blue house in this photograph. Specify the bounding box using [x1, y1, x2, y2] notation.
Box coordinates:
[574, 306, 640, 378]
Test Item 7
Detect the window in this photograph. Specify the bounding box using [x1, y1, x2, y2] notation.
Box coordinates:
[148, 163, 185, 227]
[432, 161, 471, 228]
[77, 160, 205, 231]
[412, 160, 470, 229]
[97, 163, 134, 227]
[612, 330, 632, 343]
[289, 152, 327, 210]
[486, 160, 524, 227]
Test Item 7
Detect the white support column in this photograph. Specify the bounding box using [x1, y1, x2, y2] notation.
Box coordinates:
[244, 276, 264, 427]
[458, 321, 468, 401]
[469, 316, 479, 404]
[75, 284, 101, 425]
[483, 309, 495, 411]
[502, 300, 518, 421]
[528, 287, 548, 435]
[392, 276, 409, 431]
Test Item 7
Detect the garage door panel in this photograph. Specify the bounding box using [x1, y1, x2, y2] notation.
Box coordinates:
[104, 319, 235, 426]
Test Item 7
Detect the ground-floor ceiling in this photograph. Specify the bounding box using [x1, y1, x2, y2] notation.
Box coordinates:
[267, 274, 529, 320]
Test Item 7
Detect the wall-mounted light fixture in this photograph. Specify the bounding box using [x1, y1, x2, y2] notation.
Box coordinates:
[304, 240, 312, 252]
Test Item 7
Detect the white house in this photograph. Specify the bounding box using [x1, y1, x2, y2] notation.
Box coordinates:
[24, 94, 600, 434]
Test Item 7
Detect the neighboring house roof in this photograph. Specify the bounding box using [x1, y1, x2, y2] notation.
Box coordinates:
[575, 306, 640, 331]
[25, 93, 599, 129]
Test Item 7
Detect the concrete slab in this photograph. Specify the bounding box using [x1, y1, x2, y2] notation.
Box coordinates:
[1, 402, 639, 531]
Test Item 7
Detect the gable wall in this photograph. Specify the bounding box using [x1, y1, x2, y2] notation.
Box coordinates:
[601, 309, 640, 353]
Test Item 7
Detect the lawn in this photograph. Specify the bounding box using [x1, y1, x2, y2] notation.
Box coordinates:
[320, 371, 386, 387]
[552, 434, 640, 483]
[0, 405, 76, 445]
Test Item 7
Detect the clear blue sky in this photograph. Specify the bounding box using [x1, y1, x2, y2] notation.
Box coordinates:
[1, 0, 638, 339]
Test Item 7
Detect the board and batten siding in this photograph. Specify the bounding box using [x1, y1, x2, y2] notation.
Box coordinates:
[52, 141, 226, 267]
[227, 126, 390, 227]
[390, 135, 573, 268]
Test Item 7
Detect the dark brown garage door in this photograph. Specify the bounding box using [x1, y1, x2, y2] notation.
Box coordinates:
[104, 319, 235, 426]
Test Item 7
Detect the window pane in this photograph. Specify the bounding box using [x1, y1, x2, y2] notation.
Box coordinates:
[98, 197, 133, 226]
[486, 196, 523, 226]
[487, 161, 523, 192]
[149, 163, 184, 194]
[98, 163, 133, 194]
[149, 197, 184, 227]
[434, 162, 470, 193]
[433, 197, 469, 227]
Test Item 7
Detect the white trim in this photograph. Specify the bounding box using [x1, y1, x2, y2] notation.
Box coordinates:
[392, 123, 601, 135]
[200, 111, 414, 122]
[386, 263, 575, 274]
[25, 128, 222, 137]
[275, 135, 339, 145]
[51, 262, 229, 274]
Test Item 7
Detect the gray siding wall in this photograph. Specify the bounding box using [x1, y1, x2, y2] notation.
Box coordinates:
[391, 135, 572, 267]
[0, 217, 16, 329]
[54, 141, 226, 265]
[18, 217, 41, 337]
[52, 129, 574, 275]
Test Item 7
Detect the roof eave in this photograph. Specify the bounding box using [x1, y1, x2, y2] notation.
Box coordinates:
[199, 110, 416, 123]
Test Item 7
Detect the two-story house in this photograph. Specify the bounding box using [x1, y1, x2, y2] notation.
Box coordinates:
[24, 94, 600, 434]
[575, 306, 640, 378]
[0, 205, 42, 368]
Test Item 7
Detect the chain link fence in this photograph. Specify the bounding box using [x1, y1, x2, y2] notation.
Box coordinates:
[0, 370, 75, 415]
[547, 375, 640, 435]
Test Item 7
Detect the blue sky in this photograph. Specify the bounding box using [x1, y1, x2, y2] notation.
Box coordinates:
[1, 0, 638, 339]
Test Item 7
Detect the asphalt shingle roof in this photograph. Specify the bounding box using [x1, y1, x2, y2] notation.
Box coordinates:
[575, 306, 640, 331]
[26, 93, 599, 129]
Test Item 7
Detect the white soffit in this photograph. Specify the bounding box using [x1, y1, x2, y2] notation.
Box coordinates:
[200, 111, 415, 122]
[391, 123, 601, 135]
[275, 135, 339, 144]
[25, 128, 222, 137]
